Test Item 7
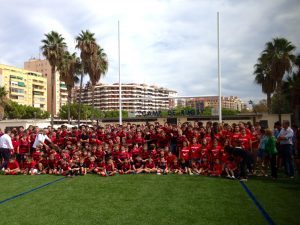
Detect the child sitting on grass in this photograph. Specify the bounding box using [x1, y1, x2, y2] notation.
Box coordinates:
[4, 157, 21, 175]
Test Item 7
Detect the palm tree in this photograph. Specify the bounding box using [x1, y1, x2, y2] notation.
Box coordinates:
[282, 54, 300, 125]
[89, 45, 108, 117]
[76, 30, 98, 125]
[254, 55, 276, 112]
[58, 51, 81, 124]
[263, 38, 296, 87]
[76, 30, 108, 122]
[41, 31, 67, 126]
[0, 86, 8, 120]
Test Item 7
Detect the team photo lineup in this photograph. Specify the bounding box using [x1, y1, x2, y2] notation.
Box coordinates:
[0, 120, 296, 180]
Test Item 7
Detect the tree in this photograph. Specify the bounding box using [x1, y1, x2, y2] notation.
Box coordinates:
[90, 45, 108, 113]
[41, 31, 67, 126]
[282, 54, 300, 125]
[4, 101, 50, 119]
[252, 99, 268, 113]
[58, 102, 104, 120]
[264, 38, 296, 88]
[76, 30, 98, 125]
[0, 86, 8, 119]
[76, 30, 108, 122]
[263, 38, 296, 120]
[58, 51, 81, 124]
[254, 55, 276, 112]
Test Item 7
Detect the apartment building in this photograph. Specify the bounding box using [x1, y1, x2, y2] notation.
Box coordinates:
[0, 64, 47, 110]
[24, 58, 68, 115]
[185, 96, 245, 111]
[75, 83, 177, 113]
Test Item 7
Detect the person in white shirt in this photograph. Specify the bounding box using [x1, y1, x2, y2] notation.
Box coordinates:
[32, 128, 52, 152]
[278, 121, 295, 178]
[0, 128, 14, 170]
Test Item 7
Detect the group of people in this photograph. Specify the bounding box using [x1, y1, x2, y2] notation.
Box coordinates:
[0, 120, 298, 181]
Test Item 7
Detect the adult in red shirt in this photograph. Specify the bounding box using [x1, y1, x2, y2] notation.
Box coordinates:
[230, 125, 241, 147]
[239, 129, 252, 151]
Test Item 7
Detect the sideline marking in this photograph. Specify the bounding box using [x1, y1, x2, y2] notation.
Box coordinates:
[240, 181, 276, 225]
[0, 177, 66, 205]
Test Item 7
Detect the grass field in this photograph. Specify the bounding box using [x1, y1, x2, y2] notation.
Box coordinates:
[0, 174, 299, 225]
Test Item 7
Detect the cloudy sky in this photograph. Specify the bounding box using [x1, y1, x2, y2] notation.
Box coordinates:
[1, 0, 300, 104]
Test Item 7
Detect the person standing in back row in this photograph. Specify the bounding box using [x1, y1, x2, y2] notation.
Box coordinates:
[32, 128, 52, 153]
[278, 121, 294, 178]
[0, 128, 14, 170]
[265, 129, 278, 179]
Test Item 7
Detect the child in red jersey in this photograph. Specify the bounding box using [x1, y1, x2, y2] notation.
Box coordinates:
[38, 155, 48, 174]
[131, 143, 142, 159]
[141, 144, 150, 160]
[48, 154, 58, 175]
[94, 159, 106, 176]
[210, 139, 222, 162]
[59, 159, 71, 176]
[106, 158, 117, 176]
[210, 159, 223, 177]
[230, 125, 241, 146]
[119, 158, 134, 174]
[166, 151, 176, 168]
[180, 141, 190, 166]
[22, 156, 38, 175]
[199, 157, 210, 175]
[190, 159, 200, 175]
[144, 157, 157, 173]
[95, 145, 106, 162]
[78, 158, 87, 175]
[118, 146, 130, 164]
[157, 157, 168, 175]
[12, 134, 20, 157]
[4, 158, 21, 175]
[189, 137, 201, 162]
[199, 138, 210, 163]
[135, 131, 145, 145]
[18, 134, 30, 165]
[169, 158, 182, 174]
[224, 155, 237, 179]
[132, 155, 144, 174]
[87, 157, 96, 173]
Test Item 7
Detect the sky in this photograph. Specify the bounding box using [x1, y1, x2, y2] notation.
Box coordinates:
[0, 0, 300, 105]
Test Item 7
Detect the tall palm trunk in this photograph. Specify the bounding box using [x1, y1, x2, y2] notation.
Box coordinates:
[267, 93, 271, 113]
[277, 81, 282, 123]
[77, 73, 84, 127]
[67, 87, 72, 124]
[91, 85, 95, 121]
[51, 67, 56, 127]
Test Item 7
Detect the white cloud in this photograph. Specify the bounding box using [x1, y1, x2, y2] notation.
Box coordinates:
[0, 0, 300, 103]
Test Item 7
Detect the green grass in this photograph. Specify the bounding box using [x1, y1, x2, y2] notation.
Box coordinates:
[0, 174, 299, 225]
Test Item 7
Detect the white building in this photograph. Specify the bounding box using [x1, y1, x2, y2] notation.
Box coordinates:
[75, 83, 177, 113]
